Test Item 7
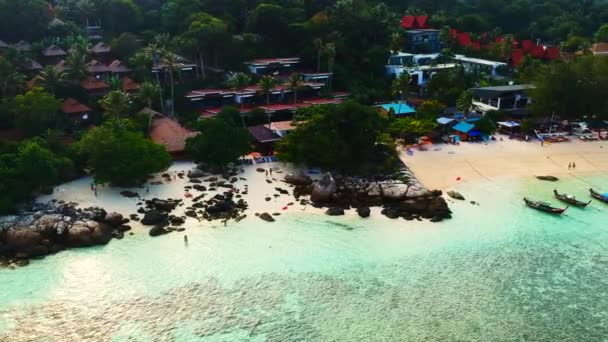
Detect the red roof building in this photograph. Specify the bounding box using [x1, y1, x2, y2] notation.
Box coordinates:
[108, 60, 132, 74]
[61, 98, 91, 115]
[511, 49, 525, 66]
[81, 77, 110, 96]
[400, 15, 430, 29]
[145, 108, 199, 154]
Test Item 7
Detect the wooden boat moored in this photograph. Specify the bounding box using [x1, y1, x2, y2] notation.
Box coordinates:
[589, 188, 608, 203]
[523, 197, 568, 214]
[553, 190, 591, 207]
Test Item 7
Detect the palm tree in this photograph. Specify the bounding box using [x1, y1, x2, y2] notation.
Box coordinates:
[322, 42, 336, 91]
[287, 73, 303, 105]
[107, 75, 122, 91]
[227, 72, 252, 90]
[38, 65, 66, 95]
[144, 43, 165, 113]
[153, 34, 173, 51]
[137, 82, 160, 109]
[313, 38, 324, 72]
[129, 52, 153, 82]
[391, 72, 411, 103]
[65, 50, 87, 83]
[161, 52, 179, 117]
[457, 90, 473, 114]
[258, 75, 277, 127]
[258, 75, 277, 106]
[99, 90, 131, 119]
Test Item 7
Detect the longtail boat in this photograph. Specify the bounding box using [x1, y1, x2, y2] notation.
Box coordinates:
[553, 190, 591, 207]
[589, 188, 608, 203]
[523, 197, 568, 214]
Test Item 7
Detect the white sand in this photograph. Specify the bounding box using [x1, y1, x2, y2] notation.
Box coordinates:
[400, 135, 608, 190]
[39, 161, 326, 226]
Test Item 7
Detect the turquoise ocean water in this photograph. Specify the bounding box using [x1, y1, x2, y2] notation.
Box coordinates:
[1, 175, 608, 341]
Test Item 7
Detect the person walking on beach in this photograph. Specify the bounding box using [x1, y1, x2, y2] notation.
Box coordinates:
[184, 235, 188, 246]
[146, 186, 150, 194]
[94, 186, 98, 197]
[265, 169, 269, 177]
[573, 162, 576, 169]
[568, 163, 571, 170]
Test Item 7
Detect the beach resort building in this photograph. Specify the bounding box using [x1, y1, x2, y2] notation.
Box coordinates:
[145, 108, 199, 156]
[61, 98, 92, 124]
[385, 52, 507, 85]
[400, 15, 441, 53]
[248, 120, 300, 153]
[377, 102, 417, 116]
[591, 43, 608, 56]
[469, 85, 534, 115]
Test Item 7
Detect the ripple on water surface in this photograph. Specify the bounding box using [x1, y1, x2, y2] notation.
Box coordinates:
[1, 176, 608, 341]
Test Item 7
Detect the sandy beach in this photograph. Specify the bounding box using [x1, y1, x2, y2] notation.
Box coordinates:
[400, 135, 608, 190]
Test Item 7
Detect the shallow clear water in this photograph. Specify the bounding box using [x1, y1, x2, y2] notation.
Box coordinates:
[2, 175, 608, 341]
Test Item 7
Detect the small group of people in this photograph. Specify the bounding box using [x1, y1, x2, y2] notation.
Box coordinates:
[265, 168, 274, 177]
[568, 162, 577, 170]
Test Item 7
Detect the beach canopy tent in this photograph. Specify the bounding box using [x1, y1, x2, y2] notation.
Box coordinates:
[468, 130, 482, 137]
[452, 121, 475, 134]
[377, 102, 416, 116]
[436, 117, 455, 125]
[497, 121, 520, 128]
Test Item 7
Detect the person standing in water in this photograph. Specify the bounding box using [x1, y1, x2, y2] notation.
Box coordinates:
[184, 235, 188, 246]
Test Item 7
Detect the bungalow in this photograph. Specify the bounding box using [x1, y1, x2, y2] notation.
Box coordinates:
[245, 57, 300, 76]
[61, 98, 92, 123]
[108, 60, 132, 75]
[20, 58, 43, 74]
[152, 53, 196, 79]
[89, 42, 112, 61]
[14, 40, 31, 52]
[145, 108, 199, 156]
[86, 60, 111, 77]
[451, 121, 479, 141]
[404, 29, 441, 53]
[469, 85, 534, 115]
[247, 120, 300, 153]
[452, 55, 507, 78]
[81, 76, 110, 96]
[377, 102, 416, 116]
[41, 45, 67, 64]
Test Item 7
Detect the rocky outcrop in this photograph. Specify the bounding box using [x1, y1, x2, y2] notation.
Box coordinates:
[140, 210, 168, 226]
[149, 225, 170, 237]
[310, 173, 337, 203]
[187, 168, 207, 178]
[284, 172, 313, 186]
[0, 204, 129, 265]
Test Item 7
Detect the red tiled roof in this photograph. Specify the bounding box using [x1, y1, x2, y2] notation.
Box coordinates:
[186, 89, 235, 98]
[543, 47, 560, 60]
[415, 16, 429, 29]
[456, 32, 473, 46]
[303, 98, 343, 105]
[148, 113, 199, 153]
[592, 43, 608, 54]
[121, 77, 140, 91]
[61, 98, 91, 114]
[259, 104, 296, 112]
[81, 77, 110, 91]
[401, 16, 416, 29]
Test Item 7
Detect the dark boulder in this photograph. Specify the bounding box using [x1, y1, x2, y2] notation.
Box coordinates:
[104, 212, 124, 226]
[325, 207, 345, 216]
[537, 175, 559, 182]
[357, 207, 371, 218]
[259, 213, 275, 222]
[284, 172, 313, 186]
[149, 226, 170, 237]
[447, 191, 465, 201]
[310, 173, 337, 203]
[140, 210, 168, 225]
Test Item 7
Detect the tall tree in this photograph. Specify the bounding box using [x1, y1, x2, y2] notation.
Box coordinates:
[313, 38, 324, 73]
[0, 0, 51, 41]
[186, 116, 250, 171]
[258, 75, 277, 106]
[38, 66, 66, 96]
[8, 88, 61, 137]
[287, 73, 304, 105]
[65, 50, 87, 83]
[99, 90, 131, 119]
[0, 58, 26, 97]
[182, 12, 229, 78]
[161, 51, 178, 117]
[137, 82, 160, 109]
[78, 119, 171, 186]
[227, 72, 252, 91]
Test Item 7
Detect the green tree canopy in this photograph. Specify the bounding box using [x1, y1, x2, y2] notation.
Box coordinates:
[8, 88, 61, 137]
[186, 115, 250, 170]
[595, 24, 608, 43]
[417, 100, 446, 120]
[77, 119, 171, 186]
[0, 0, 51, 42]
[276, 100, 389, 173]
[111, 33, 142, 59]
[388, 118, 437, 137]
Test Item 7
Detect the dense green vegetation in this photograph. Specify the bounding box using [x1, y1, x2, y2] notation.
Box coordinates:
[0, 0, 606, 211]
[186, 107, 251, 170]
[277, 101, 395, 173]
[77, 119, 171, 186]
